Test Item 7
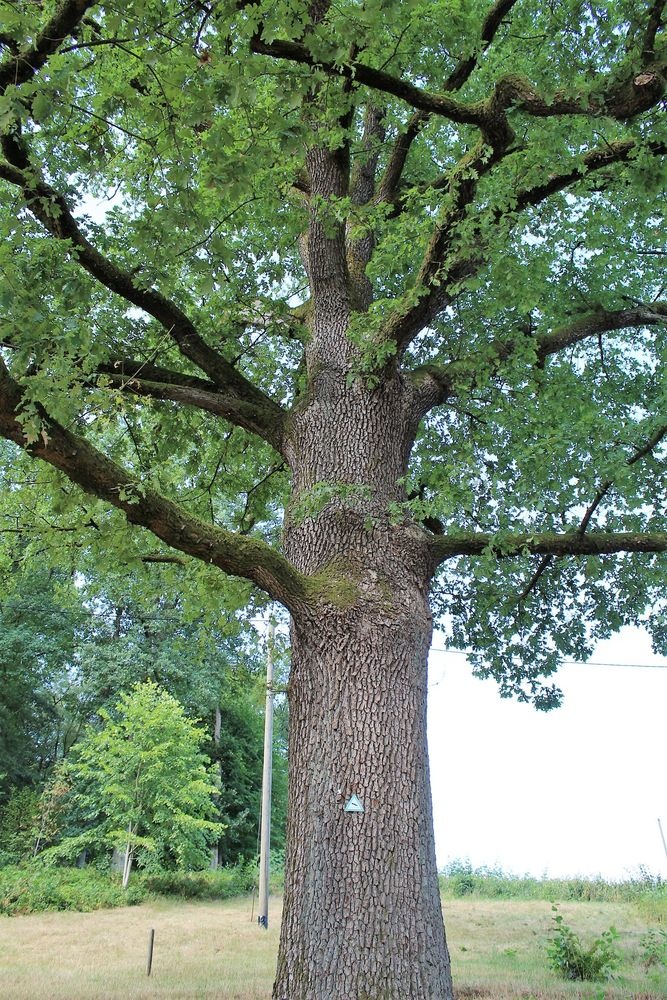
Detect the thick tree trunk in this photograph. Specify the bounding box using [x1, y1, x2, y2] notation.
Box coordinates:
[275, 373, 453, 999]
[274, 596, 452, 1000]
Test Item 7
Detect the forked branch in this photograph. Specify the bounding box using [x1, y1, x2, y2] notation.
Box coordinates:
[515, 424, 667, 601]
[0, 357, 308, 610]
[411, 301, 667, 414]
[0, 139, 286, 450]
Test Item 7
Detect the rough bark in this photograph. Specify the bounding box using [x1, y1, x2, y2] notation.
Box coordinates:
[275, 600, 451, 1000]
[276, 369, 453, 999]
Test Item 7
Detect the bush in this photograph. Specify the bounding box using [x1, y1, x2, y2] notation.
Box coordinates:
[640, 927, 667, 969]
[138, 864, 256, 900]
[0, 860, 260, 914]
[545, 905, 621, 981]
[0, 866, 145, 915]
[438, 859, 667, 912]
[441, 859, 476, 897]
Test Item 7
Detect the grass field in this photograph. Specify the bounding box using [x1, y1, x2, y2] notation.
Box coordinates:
[0, 895, 664, 999]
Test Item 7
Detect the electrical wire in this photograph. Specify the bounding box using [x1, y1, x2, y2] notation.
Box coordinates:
[429, 647, 667, 668]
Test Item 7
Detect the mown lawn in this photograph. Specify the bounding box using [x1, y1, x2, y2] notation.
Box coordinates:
[0, 895, 664, 999]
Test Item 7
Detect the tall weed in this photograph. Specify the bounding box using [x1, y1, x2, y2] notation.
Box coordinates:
[545, 904, 621, 981]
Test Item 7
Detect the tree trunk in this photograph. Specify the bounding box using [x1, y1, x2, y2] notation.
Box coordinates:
[275, 373, 453, 999]
[211, 705, 222, 870]
[274, 598, 452, 1000]
[122, 826, 134, 889]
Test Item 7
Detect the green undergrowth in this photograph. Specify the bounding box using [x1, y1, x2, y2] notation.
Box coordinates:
[0, 862, 258, 916]
[439, 860, 667, 920]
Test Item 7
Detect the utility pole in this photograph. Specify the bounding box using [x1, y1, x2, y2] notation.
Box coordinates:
[258, 620, 275, 929]
[659, 818, 667, 860]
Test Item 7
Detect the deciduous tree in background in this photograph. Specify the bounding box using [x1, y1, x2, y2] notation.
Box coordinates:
[0, 2, 665, 997]
[61, 681, 223, 885]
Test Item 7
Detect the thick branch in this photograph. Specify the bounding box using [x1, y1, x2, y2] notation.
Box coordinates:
[512, 139, 665, 215]
[430, 530, 667, 564]
[643, 0, 665, 61]
[444, 0, 519, 92]
[95, 360, 220, 394]
[94, 365, 275, 425]
[380, 139, 513, 352]
[250, 36, 485, 125]
[0, 359, 308, 610]
[251, 34, 664, 126]
[537, 304, 667, 363]
[375, 0, 518, 202]
[516, 423, 667, 601]
[0, 0, 96, 94]
[379, 135, 664, 359]
[376, 111, 429, 205]
[0, 145, 286, 450]
[411, 302, 667, 414]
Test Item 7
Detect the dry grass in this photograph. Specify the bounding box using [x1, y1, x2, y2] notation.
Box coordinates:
[0, 896, 664, 999]
[0, 896, 277, 999]
[444, 898, 666, 998]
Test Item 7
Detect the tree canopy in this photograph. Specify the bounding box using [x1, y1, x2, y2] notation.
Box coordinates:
[0, 2, 664, 705]
[0, 2, 665, 997]
[0, 558, 287, 868]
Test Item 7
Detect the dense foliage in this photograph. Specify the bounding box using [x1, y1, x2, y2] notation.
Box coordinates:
[0, 861, 257, 914]
[0, 3, 664, 997]
[51, 682, 224, 881]
[0, 561, 287, 872]
[0, 1, 663, 703]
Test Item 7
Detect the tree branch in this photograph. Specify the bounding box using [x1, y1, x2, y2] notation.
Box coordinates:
[643, 0, 665, 61]
[511, 139, 666, 216]
[397, 136, 664, 377]
[376, 111, 429, 205]
[380, 138, 514, 352]
[375, 0, 519, 202]
[0, 0, 97, 94]
[0, 357, 310, 611]
[250, 36, 486, 125]
[0, 141, 287, 451]
[577, 424, 667, 535]
[93, 364, 280, 426]
[410, 302, 667, 414]
[536, 304, 667, 363]
[430, 530, 667, 564]
[443, 0, 519, 92]
[251, 30, 664, 126]
[515, 423, 667, 601]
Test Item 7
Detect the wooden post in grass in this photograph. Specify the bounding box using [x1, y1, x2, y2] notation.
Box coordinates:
[146, 928, 155, 976]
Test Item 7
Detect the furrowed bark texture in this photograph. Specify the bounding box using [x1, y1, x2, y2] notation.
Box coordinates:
[276, 364, 453, 999]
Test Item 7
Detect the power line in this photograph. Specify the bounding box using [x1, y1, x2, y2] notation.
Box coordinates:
[429, 647, 667, 669]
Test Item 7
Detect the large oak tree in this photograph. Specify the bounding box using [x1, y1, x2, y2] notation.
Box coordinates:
[0, 2, 665, 997]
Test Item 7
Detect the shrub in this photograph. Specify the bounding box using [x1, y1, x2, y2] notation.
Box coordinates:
[0, 865, 145, 915]
[138, 864, 256, 900]
[440, 859, 476, 897]
[545, 905, 621, 981]
[640, 928, 667, 969]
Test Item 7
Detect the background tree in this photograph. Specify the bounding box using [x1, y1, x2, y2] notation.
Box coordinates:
[0, 2, 665, 998]
[0, 558, 286, 867]
[0, 565, 90, 802]
[55, 681, 223, 885]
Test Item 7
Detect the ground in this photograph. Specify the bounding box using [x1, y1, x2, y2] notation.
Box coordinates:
[0, 896, 664, 999]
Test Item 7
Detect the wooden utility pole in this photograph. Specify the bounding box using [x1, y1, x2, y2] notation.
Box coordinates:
[257, 621, 275, 929]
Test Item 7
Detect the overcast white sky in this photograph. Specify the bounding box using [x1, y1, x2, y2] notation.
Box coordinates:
[427, 626, 667, 881]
